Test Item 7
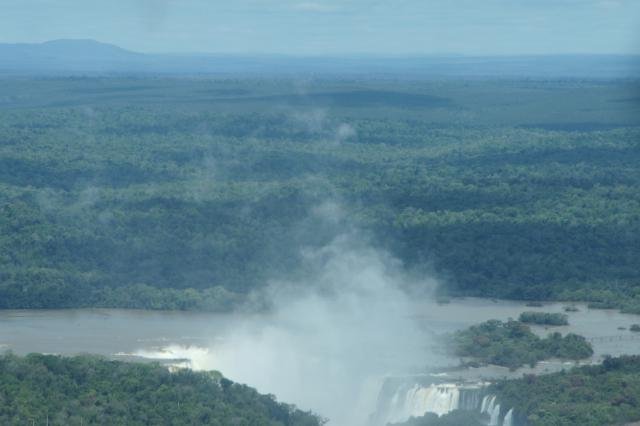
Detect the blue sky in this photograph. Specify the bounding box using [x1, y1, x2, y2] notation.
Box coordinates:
[1, 0, 639, 55]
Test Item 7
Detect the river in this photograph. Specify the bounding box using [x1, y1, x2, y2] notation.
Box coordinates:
[1, 298, 637, 363]
[1, 298, 639, 425]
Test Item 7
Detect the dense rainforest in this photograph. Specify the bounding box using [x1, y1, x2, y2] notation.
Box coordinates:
[0, 353, 323, 425]
[0, 77, 639, 310]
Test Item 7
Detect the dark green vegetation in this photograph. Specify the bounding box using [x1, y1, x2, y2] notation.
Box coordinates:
[449, 320, 593, 369]
[390, 410, 484, 426]
[492, 355, 640, 426]
[0, 353, 322, 426]
[0, 77, 639, 310]
[518, 311, 569, 326]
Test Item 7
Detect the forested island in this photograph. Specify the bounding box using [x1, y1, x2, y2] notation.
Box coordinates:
[448, 319, 593, 369]
[518, 312, 569, 326]
[0, 353, 323, 425]
[0, 77, 638, 312]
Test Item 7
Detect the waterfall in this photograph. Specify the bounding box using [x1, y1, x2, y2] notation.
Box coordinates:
[372, 380, 489, 425]
[480, 395, 496, 415]
[480, 395, 491, 413]
[458, 387, 481, 411]
[371, 379, 522, 426]
[480, 395, 501, 426]
[490, 404, 501, 426]
[391, 383, 461, 420]
[480, 395, 516, 426]
[503, 408, 514, 426]
[377, 383, 463, 423]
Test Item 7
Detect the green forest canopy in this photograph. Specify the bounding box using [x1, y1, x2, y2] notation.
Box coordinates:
[0, 353, 323, 426]
[0, 77, 638, 310]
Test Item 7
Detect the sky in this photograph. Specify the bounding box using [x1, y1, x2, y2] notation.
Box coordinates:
[1, 0, 639, 55]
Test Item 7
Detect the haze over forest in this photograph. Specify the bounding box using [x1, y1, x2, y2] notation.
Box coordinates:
[1, 39, 639, 78]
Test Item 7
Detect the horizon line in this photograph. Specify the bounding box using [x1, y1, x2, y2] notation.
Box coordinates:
[2, 38, 639, 58]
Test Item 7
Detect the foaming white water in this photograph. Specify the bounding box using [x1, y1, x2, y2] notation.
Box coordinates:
[403, 384, 460, 417]
[374, 382, 517, 426]
[377, 382, 488, 425]
[115, 345, 214, 371]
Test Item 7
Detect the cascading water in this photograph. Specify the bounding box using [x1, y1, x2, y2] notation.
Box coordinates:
[373, 378, 517, 426]
[405, 384, 461, 417]
[373, 379, 487, 425]
[458, 386, 482, 411]
[378, 383, 462, 423]
[480, 395, 517, 426]
[503, 408, 514, 426]
[490, 405, 501, 425]
[480, 394, 492, 413]
[480, 395, 501, 426]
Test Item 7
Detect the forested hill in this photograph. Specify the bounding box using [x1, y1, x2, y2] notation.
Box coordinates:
[0, 77, 638, 310]
[0, 353, 323, 425]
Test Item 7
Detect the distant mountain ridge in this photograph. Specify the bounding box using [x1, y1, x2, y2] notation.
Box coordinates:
[37, 39, 138, 57]
[0, 39, 138, 59]
[1, 39, 639, 78]
[0, 39, 143, 72]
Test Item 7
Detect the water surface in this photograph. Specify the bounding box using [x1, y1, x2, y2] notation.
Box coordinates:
[1, 299, 638, 364]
